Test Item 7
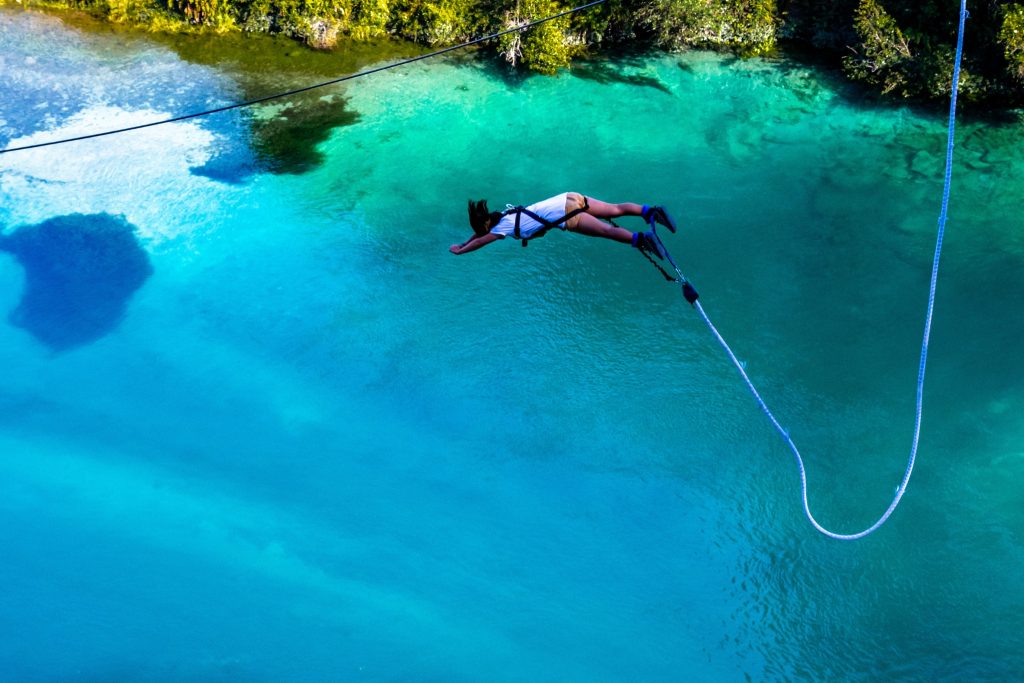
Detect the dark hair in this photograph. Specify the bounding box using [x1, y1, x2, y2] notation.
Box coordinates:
[468, 199, 503, 236]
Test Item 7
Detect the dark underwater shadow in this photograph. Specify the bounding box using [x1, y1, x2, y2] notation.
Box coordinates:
[249, 92, 361, 175]
[445, 49, 534, 90]
[570, 45, 676, 94]
[189, 91, 361, 181]
[0, 213, 152, 352]
[571, 61, 673, 94]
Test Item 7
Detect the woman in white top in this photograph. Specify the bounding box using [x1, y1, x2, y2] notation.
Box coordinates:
[450, 192, 674, 257]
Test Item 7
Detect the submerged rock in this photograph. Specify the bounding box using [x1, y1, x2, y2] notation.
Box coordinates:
[0, 213, 152, 351]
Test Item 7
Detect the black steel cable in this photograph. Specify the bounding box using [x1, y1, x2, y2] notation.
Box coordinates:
[0, 0, 606, 155]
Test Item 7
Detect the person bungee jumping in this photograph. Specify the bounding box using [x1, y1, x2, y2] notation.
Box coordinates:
[449, 192, 676, 256]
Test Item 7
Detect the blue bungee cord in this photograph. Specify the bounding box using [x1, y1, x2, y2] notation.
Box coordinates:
[657, 0, 969, 539]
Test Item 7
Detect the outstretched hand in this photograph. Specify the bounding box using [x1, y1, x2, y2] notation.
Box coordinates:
[450, 232, 498, 255]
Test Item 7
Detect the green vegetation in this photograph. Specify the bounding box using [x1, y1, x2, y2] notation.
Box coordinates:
[168, 0, 234, 28]
[1001, 3, 1024, 82]
[497, 0, 582, 74]
[843, 0, 912, 96]
[637, 0, 776, 56]
[5, 0, 1024, 104]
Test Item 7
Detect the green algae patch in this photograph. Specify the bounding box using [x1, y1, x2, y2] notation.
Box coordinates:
[249, 92, 359, 174]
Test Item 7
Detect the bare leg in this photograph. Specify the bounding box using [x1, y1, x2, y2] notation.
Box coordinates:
[568, 213, 634, 243]
[584, 197, 644, 220]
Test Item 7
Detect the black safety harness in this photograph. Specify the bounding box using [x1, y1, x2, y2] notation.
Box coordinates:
[503, 196, 591, 247]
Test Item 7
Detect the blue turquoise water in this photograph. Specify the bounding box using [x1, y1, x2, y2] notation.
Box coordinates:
[2, 8, 1024, 682]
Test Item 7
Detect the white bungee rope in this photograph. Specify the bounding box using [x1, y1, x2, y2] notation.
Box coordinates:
[661, 0, 968, 539]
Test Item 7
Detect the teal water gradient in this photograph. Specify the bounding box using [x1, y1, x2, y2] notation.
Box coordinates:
[2, 9, 1024, 682]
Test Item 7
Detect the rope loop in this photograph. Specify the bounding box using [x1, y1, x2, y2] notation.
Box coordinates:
[659, 0, 969, 539]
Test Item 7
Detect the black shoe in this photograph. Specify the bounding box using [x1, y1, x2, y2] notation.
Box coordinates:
[643, 205, 677, 233]
[638, 230, 667, 260]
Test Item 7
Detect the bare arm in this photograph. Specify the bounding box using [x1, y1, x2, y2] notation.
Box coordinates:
[450, 232, 502, 255]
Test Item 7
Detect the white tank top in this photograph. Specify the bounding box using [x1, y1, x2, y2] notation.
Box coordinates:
[489, 192, 569, 239]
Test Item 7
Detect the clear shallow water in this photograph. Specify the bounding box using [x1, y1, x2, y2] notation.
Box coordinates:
[2, 8, 1024, 682]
